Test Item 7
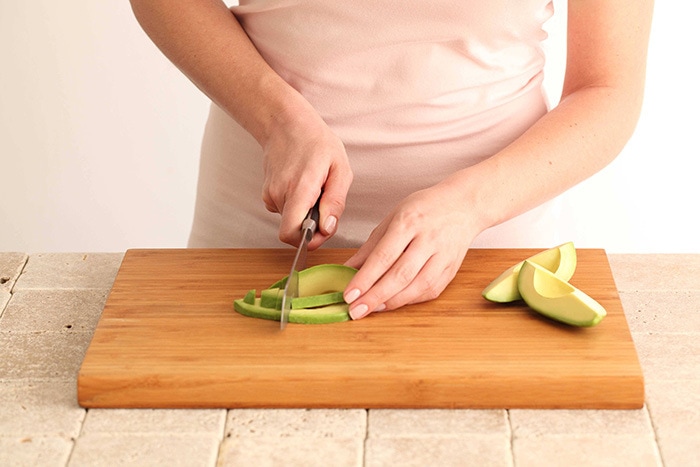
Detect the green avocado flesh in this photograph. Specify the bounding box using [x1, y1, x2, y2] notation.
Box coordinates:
[233, 264, 357, 324]
[517, 260, 606, 327]
[482, 242, 577, 303]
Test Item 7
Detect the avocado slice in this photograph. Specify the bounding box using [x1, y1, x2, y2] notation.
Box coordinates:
[517, 260, 606, 327]
[233, 264, 358, 324]
[268, 264, 357, 295]
[482, 242, 577, 303]
[291, 291, 345, 310]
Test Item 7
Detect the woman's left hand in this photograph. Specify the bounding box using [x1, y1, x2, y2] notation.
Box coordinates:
[342, 181, 482, 320]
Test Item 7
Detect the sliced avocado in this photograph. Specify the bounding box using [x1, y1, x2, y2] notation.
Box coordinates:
[233, 298, 350, 324]
[260, 287, 281, 309]
[243, 289, 255, 305]
[482, 242, 577, 303]
[268, 264, 357, 295]
[234, 263, 357, 324]
[517, 260, 606, 327]
[292, 291, 345, 310]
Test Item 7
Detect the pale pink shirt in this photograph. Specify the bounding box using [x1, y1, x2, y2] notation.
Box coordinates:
[188, 0, 563, 248]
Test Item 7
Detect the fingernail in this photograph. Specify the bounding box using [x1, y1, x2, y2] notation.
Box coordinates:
[324, 215, 337, 234]
[349, 303, 369, 320]
[374, 303, 387, 312]
[345, 288, 361, 304]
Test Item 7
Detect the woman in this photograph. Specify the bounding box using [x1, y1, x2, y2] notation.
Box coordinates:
[129, 0, 654, 320]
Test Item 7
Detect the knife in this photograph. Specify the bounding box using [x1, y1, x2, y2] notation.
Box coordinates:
[280, 196, 321, 330]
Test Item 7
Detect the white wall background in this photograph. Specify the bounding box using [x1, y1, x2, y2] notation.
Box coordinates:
[1, 1, 698, 253]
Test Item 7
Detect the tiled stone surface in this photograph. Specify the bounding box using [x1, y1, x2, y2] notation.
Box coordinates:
[68, 434, 220, 467]
[0, 436, 73, 467]
[632, 332, 700, 381]
[645, 380, 700, 438]
[0, 289, 108, 332]
[608, 254, 700, 292]
[1, 290, 9, 315]
[225, 409, 367, 438]
[620, 290, 700, 333]
[509, 408, 654, 436]
[0, 252, 28, 293]
[510, 409, 662, 466]
[365, 410, 511, 465]
[220, 410, 366, 466]
[366, 436, 512, 467]
[13, 253, 123, 290]
[513, 434, 662, 467]
[646, 380, 700, 467]
[0, 332, 93, 380]
[82, 409, 225, 435]
[0, 253, 698, 466]
[368, 409, 508, 437]
[218, 437, 363, 467]
[0, 381, 85, 437]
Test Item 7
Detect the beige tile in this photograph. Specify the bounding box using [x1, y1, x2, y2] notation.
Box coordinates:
[14, 253, 123, 290]
[632, 332, 700, 381]
[365, 436, 512, 467]
[608, 254, 700, 292]
[368, 409, 508, 438]
[218, 437, 363, 467]
[0, 289, 108, 332]
[509, 407, 654, 437]
[620, 291, 700, 333]
[0, 331, 92, 380]
[82, 408, 226, 434]
[0, 436, 73, 467]
[0, 380, 85, 437]
[645, 380, 700, 438]
[0, 252, 28, 293]
[655, 435, 700, 467]
[68, 434, 219, 467]
[513, 434, 661, 467]
[1, 290, 9, 315]
[225, 409, 366, 438]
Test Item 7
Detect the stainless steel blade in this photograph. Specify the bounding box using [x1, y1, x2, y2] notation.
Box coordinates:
[280, 199, 320, 330]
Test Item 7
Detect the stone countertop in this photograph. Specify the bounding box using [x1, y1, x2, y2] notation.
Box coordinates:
[0, 252, 698, 466]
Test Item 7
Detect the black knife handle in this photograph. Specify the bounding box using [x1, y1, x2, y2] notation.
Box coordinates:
[301, 195, 321, 240]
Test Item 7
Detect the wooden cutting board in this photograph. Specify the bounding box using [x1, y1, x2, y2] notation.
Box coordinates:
[77, 248, 644, 409]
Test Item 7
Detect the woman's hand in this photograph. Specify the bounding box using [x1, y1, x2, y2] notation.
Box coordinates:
[342, 180, 482, 320]
[261, 112, 353, 250]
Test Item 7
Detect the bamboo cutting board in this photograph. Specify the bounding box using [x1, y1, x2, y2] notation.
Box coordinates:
[77, 248, 644, 409]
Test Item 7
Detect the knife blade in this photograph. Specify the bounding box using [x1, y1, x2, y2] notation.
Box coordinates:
[280, 197, 321, 330]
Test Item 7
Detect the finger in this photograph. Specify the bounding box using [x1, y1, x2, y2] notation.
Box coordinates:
[343, 221, 413, 308]
[278, 186, 322, 246]
[347, 242, 429, 319]
[318, 162, 353, 237]
[382, 254, 456, 310]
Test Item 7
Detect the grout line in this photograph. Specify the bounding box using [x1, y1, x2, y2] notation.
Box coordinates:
[0, 254, 29, 319]
[362, 409, 369, 467]
[63, 408, 88, 467]
[644, 403, 666, 467]
[506, 409, 516, 467]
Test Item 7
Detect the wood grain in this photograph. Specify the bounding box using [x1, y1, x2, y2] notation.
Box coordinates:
[77, 248, 644, 409]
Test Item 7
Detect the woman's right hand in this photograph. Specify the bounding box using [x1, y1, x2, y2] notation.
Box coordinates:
[261, 110, 353, 250]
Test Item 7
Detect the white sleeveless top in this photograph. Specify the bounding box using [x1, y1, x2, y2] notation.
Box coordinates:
[188, 0, 564, 248]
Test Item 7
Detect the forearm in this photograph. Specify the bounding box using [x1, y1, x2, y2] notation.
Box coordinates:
[129, 0, 313, 144]
[449, 84, 645, 233]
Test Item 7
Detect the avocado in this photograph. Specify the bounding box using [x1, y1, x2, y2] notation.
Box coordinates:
[517, 260, 606, 327]
[233, 264, 358, 324]
[482, 242, 577, 303]
[291, 291, 346, 310]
